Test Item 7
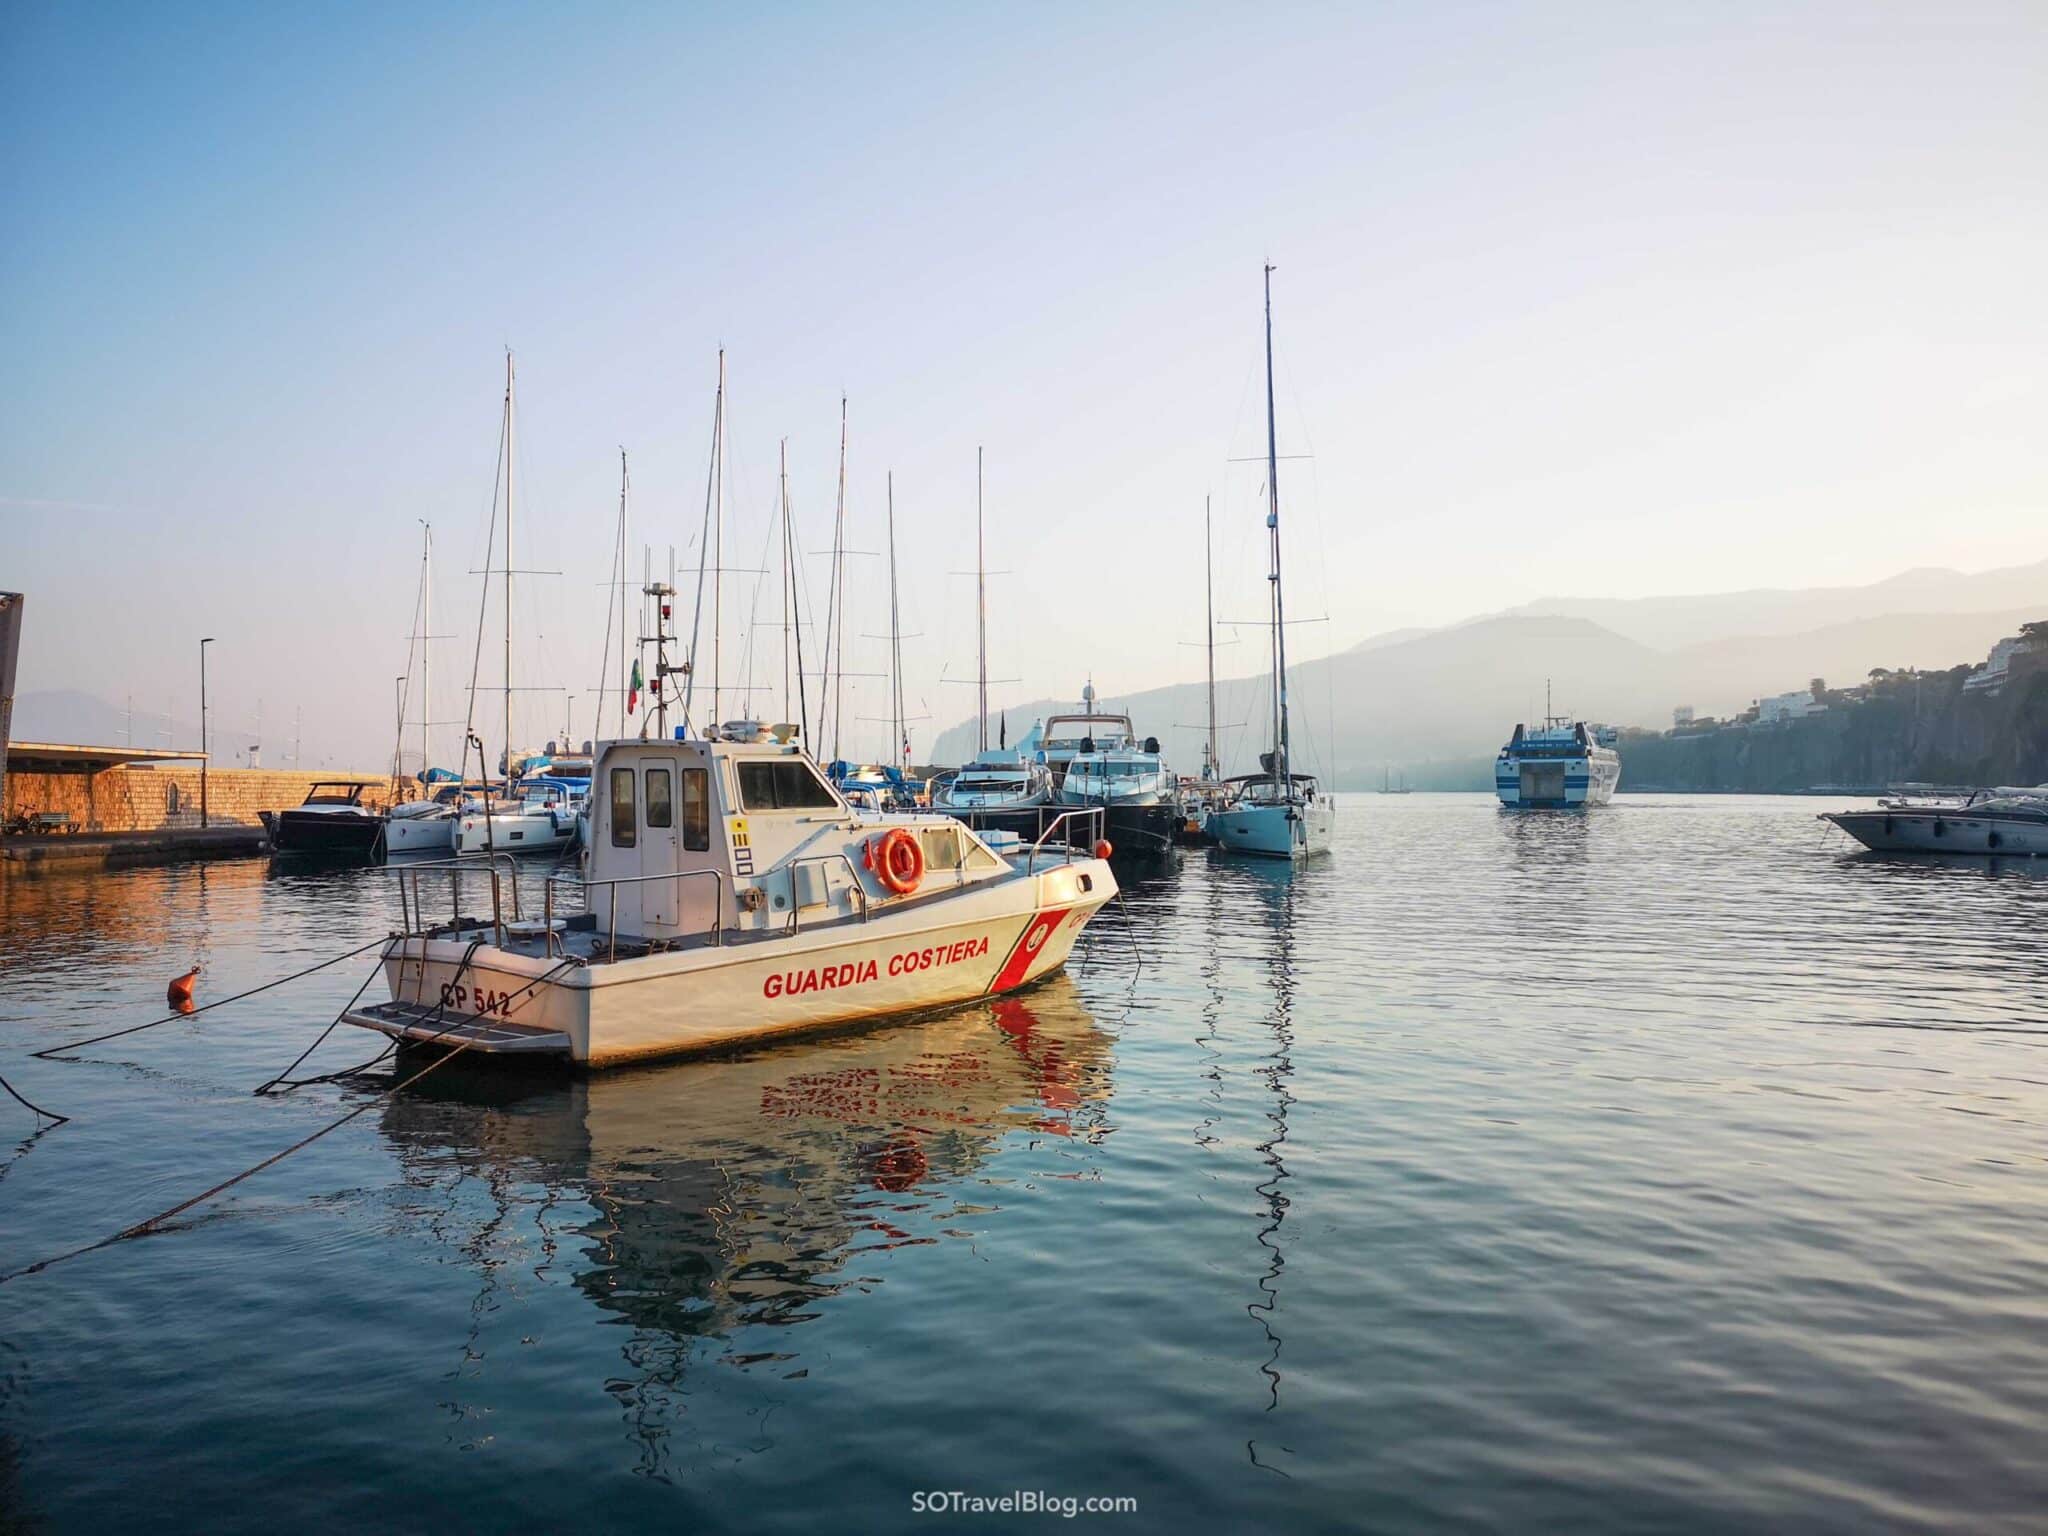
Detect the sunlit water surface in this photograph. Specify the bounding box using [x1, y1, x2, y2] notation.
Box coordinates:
[3, 796, 2046, 1532]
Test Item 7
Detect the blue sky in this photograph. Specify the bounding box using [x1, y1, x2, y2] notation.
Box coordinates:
[4, 2, 2044, 767]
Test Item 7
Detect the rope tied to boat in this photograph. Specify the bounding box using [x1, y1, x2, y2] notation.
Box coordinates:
[30, 936, 391, 1061]
[0, 953, 580, 1286]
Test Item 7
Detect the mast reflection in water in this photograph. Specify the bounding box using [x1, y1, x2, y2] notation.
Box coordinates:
[374, 977, 1113, 1478]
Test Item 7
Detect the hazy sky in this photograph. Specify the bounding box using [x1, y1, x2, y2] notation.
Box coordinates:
[4, 2, 2044, 767]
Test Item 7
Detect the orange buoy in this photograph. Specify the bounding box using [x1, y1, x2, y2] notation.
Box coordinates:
[1093, 839, 1114, 860]
[167, 966, 200, 1012]
[869, 827, 925, 895]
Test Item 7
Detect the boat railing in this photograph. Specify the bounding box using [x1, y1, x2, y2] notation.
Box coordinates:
[391, 854, 523, 947]
[1027, 808, 1106, 874]
[545, 869, 728, 964]
[785, 852, 871, 936]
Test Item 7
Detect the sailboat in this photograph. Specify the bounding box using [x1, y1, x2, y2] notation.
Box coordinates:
[934, 449, 1056, 835]
[385, 520, 465, 852]
[454, 355, 582, 858]
[1210, 266, 1336, 860]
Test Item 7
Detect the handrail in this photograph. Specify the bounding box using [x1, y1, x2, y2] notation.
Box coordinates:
[390, 853, 522, 947]
[545, 868, 727, 963]
[786, 852, 870, 935]
[1027, 807, 1105, 874]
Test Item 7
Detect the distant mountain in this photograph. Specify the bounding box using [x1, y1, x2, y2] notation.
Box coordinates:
[1498, 557, 2048, 650]
[933, 596, 2043, 789]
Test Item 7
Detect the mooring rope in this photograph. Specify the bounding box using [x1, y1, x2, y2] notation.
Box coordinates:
[1, 954, 579, 1285]
[0, 1071, 67, 1127]
[31, 937, 391, 1060]
[251, 936, 480, 1096]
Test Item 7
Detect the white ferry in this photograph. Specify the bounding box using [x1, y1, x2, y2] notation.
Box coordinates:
[343, 724, 1117, 1067]
[1495, 716, 1621, 808]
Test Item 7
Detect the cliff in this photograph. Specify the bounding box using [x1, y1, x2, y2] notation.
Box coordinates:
[1621, 652, 2048, 792]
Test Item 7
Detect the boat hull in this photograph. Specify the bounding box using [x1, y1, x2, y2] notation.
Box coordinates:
[271, 810, 385, 856]
[1210, 797, 1336, 859]
[1495, 753, 1621, 808]
[1822, 808, 2048, 856]
[347, 862, 1114, 1066]
[454, 809, 577, 856]
[384, 812, 455, 853]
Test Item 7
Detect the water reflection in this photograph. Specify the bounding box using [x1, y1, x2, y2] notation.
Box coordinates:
[375, 978, 1113, 1476]
[1204, 856, 1300, 1475]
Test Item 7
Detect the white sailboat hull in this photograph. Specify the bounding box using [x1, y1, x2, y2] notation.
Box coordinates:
[454, 808, 577, 856]
[384, 811, 456, 853]
[1209, 797, 1335, 859]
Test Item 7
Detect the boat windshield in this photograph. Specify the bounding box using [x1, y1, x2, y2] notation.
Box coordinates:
[739, 758, 840, 811]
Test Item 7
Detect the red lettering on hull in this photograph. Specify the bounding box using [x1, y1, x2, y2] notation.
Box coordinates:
[762, 936, 993, 1000]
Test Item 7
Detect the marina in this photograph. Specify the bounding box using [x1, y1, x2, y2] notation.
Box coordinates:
[5, 6, 2046, 1528]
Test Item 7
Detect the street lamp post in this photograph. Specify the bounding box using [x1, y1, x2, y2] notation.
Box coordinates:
[200, 637, 215, 828]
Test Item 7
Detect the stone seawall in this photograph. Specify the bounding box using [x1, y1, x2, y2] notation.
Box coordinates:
[5, 765, 414, 832]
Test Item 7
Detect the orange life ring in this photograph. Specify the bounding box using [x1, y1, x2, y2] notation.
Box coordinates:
[867, 827, 925, 895]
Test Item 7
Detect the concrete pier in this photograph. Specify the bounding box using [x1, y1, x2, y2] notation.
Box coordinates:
[3, 825, 270, 872]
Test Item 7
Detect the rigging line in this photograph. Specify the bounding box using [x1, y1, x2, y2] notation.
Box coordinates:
[250, 954, 392, 1095]
[31, 938, 390, 1059]
[4, 954, 578, 1287]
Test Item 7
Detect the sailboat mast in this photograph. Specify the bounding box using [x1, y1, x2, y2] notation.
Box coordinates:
[779, 438, 792, 727]
[618, 450, 630, 738]
[421, 521, 431, 774]
[828, 397, 848, 761]
[976, 446, 988, 755]
[1205, 495, 1217, 780]
[713, 349, 725, 730]
[504, 352, 516, 780]
[1263, 265, 1290, 787]
[888, 471, 903, 767]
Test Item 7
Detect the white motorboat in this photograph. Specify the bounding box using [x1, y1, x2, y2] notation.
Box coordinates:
[1822, 785, 2048, 855]
[1210, 266, 1336, 861]
[343, 727, 1118, 1067]
[384, 793, 459, 854]
[1040, 688, 1180, 858]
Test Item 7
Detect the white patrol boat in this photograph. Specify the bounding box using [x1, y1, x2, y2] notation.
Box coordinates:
[343, 723, 1118, 1068]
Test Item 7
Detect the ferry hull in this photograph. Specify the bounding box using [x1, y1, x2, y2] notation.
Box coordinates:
[350, 864, 1113, 1067]
[1495, 755, 1620, 809]
[1822, 809, 2048, 857]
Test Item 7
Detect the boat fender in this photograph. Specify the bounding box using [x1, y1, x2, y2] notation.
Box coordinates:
[167, 965, 200, 1011]
[1094, 839, 1114, 859]
[1934, 818, 1946, 837]
[867, 827, 925, 895]
[1988, 830, 2002, 850]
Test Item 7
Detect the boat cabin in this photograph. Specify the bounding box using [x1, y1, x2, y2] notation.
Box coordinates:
[585, 732, 1010, 943]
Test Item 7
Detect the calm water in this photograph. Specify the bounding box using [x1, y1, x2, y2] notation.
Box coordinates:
[3, 796, 2047, 1533]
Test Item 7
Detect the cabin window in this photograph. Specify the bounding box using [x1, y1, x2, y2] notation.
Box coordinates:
[681, 767, 710, 851]
[645, 767, 672, 829]
[738, 758, 839, 811]
[609, 767, 636, 847]
[917, 824, 961, 873]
